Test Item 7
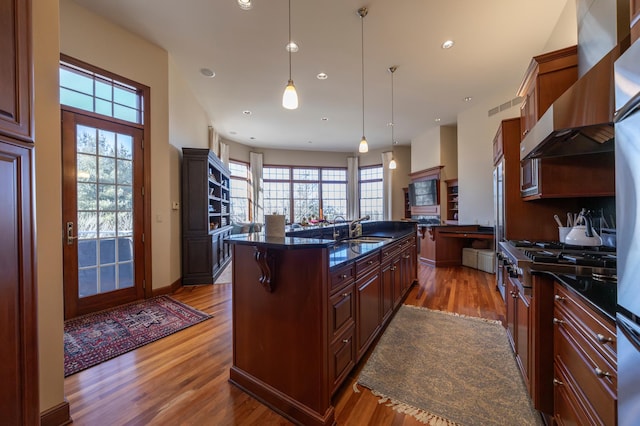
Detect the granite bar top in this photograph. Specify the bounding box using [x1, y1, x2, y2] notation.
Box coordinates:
[226, 220, 417, 269]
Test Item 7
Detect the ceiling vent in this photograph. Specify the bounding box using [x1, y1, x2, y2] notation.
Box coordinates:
[488, 96, 523, 117]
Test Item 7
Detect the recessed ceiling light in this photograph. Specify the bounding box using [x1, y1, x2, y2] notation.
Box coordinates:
[286, 41, 299, 53]
[317, 72, 328, 80]
[200, 68, 215, 78]
[464, 96, 473, 102]
[321, 117, 328, 121]
[434, 118, 441, 122]
[308, 141, 312, 144]
[442, 40, 454, 49]
[229, 131, 237, 135]
[242, 110, 252, 116]
[237, 0, 252, 10]
[249, 136, 256, 140]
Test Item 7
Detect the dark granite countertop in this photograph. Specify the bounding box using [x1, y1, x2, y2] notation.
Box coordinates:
[226, 220, 416, 270]
[551, 273, 617, 321]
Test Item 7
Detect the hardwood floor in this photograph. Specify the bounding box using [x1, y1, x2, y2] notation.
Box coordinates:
[64, 262, 505, 425]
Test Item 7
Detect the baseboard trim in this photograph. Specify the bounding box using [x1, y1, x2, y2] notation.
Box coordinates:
[41, 399, 71, 426]
[152, 277, 182, 297]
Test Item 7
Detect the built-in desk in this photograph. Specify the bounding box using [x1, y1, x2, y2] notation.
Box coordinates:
[418, 224, 494, 267]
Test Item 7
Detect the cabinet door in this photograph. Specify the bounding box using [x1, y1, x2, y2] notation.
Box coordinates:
[493, 126, 504, 165]
[381, 261, 394, 322]
[520, 86, 536, 140]
[0, 0, 32, 143]
[0, 140, 38, 424]
[632, 0, 640, 42]
[505, 276, 517, 349]
[520, 158, 538, 197]
[356, 269, 381, 360]
[516, 290, 531, 388]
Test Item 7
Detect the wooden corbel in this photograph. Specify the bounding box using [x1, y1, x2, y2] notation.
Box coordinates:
[253, 246, 276, 292]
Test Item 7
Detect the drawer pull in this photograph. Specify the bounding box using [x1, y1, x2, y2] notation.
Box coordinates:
[403, 254, 410, 259]
[553, 318, 565, 325]
[554, 295, 565, 302]
[553, 378, 564, 386]
[340, 274, 348, 279]
[391, 266, 397, 271]
[594, 367, 612, 379]
[342, 338, 351, 344]
[596, 333, 614, 344]
[342, 292, 349, 298]
[367, 260, 374, 265]
[383, 252, 389, 256]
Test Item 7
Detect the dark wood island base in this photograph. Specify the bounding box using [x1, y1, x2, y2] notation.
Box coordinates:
[226, 222, 417, 426]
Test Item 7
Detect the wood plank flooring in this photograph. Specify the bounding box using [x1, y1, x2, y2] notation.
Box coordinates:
[64, 262, 505, 425]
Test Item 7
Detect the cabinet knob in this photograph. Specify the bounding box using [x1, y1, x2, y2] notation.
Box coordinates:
[554, 295, 565, 302]
[596, 333, 614, 344]
[342, 292, 349, 298]
[342, 338, 351, 344]
[340, 274, 347, 279]
[523, 129, 529, 136]
[594, 367, 612, 379]
[553, 378, 564, 386]
[403, 254, 410, 259]
[553, 318, 565, 325]
[367, 260, 374, 265]
[391, 266, 397, 271]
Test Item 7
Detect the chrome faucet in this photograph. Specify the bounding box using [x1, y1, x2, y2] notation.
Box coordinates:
[349, 215, 370, 238]
[332, 215, 347, 239]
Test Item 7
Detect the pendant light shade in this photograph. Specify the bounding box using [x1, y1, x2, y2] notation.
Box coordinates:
[282, 0, 298, 109]
[283, 80, 298, 109]
[387, 65, 398, 169]
[359, 136, 368, 153]
[357, 7, 368, 153]
[237, 0, 252, 10]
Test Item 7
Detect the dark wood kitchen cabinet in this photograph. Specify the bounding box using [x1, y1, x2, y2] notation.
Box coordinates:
[181, 148, 232, 285]
[505, 273, 531, 389]
[0, 0, 39, 424]
[517, 46, 578, 199]
[553, 282, 617, 426]
[632, 0, 640, 43]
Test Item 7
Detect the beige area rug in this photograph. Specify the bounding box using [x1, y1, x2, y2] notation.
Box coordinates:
[214, 262, 232, 284]
[356, 305, 542, 426]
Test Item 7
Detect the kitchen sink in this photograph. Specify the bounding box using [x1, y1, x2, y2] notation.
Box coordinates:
[340, 236, 391, 243]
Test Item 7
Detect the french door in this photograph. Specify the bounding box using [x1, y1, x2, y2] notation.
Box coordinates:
[62, 110, 145, 319]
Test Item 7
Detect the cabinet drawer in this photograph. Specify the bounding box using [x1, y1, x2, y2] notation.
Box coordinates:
[554, 308, 617, 425]
[329, 326, 355, 393]
[329, 283, 355, 340]
[330, 263, 355, 293]
[554, 283, 616, 364]
[356, 251, 380, 277]
[554, 363, 599, 426]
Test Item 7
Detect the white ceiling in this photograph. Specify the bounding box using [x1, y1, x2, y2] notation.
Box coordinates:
[71, 0, 569, 152]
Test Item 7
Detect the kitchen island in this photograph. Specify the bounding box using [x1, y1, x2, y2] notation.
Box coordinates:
[225, 221, 417, 426]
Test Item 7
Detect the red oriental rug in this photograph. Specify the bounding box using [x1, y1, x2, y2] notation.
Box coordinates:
[64, 295, 212, 376]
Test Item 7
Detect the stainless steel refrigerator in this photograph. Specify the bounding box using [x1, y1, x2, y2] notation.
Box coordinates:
[614, 37, 640, 426]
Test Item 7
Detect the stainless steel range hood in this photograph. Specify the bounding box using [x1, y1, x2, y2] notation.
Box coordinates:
[520, 0, 630, 161]
[520, 44, 622, 160]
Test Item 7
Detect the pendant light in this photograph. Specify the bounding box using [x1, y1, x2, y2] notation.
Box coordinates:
[282, 0, 299, 109]
[357, 7, 368, 153]
[237, 0, 252, 10]
[388, 66, 397, 169]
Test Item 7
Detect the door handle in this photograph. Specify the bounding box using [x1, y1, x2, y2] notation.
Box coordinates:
[67, 222, 78, 245]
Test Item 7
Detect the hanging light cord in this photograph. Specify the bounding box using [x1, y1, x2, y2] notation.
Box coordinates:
[360, 11, 365, 138]
[288, 0, 292, 81]
[391, 69, 394, 143]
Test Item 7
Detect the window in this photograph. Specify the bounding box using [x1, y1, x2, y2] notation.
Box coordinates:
[229, 160, 250, 223]
[60, 61, 144, 124]
[262, 166, 347, 224]
[359, 165, 383, 221]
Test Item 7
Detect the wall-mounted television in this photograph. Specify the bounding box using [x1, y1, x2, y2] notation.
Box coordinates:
[408, 179, 439, 206]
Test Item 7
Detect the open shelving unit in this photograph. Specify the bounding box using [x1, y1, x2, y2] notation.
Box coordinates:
[445, 179, 459, 224]
[181, 148, 232, 285]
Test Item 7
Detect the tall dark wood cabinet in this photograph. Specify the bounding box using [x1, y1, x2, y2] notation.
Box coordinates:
[0, 0, 39, 423]
[181, 148, 232, 285]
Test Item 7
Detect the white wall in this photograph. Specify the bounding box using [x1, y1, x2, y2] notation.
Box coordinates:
[457, 89, 523, 226]
[60, 0, 177, 291]
[544, 0, 578, 52]
[34, 0, 63, 412]
[410, 126, 442, 173]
